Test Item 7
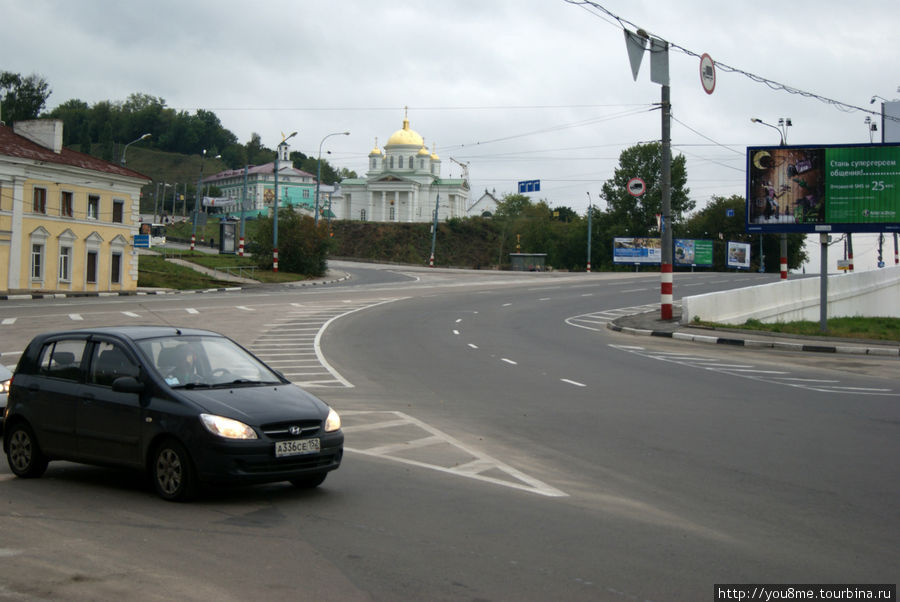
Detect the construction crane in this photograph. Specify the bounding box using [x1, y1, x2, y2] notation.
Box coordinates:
[449, 157, 470, 188]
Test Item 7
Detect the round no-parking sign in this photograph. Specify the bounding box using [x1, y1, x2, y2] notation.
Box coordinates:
[627, 177, 646, 197]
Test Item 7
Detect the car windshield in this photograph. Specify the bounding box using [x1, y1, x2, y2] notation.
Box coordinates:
[137, 335, 282, 388]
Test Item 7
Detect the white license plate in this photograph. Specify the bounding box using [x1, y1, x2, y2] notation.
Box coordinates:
[275, 438, 321, 458]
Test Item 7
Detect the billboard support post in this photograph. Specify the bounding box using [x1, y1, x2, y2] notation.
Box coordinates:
[820, 233, 829, 332]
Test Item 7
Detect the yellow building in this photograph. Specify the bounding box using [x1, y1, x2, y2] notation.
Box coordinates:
[0, 120, 149, 295]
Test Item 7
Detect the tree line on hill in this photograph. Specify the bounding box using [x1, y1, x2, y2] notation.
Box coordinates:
[0, 71, 351, 183]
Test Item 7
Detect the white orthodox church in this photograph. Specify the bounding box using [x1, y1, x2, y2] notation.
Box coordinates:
[337, 113, 469, 222]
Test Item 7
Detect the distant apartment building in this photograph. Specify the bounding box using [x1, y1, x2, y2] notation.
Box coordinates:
[0, 120, 150, 294]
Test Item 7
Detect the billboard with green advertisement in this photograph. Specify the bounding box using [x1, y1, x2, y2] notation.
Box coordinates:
[674, 239, 713, 267]
[746, 143, 900, 233]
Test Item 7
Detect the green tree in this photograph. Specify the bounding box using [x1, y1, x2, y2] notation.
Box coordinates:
[47, 98, 90, 146]
[0, 71, 51, 122]
[246, 133, 273, 166]
[248, 208, 331, 276]
[601, 142, 693, 237]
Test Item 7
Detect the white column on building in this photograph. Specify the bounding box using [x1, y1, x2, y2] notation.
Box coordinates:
[7, 177, 24, 289]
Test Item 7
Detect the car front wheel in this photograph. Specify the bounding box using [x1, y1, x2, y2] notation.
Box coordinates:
[151, 439, 197, 502]
[7, 422, 48, 478]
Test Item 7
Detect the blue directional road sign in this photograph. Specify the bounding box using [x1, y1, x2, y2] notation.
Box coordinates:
[133, 234, 150, 248]
[518, 179, 541, 193]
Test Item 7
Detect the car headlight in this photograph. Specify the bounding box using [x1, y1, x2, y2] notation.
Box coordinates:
[0, 379, 9, 395]
[200, 414, 258, 439]
[324, 407, 341, 433]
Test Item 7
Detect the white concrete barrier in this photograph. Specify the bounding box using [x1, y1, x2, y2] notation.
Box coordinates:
[682, 265, 900, 325]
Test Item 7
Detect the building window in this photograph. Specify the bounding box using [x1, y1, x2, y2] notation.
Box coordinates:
[33, 187, 47, 213]
[60, 191, 74, 217]
[360, 209, 366, 221]
[86, 251, 98, 283]
[59, 247, 72, 282]
[112, 199, 124, 223]
[389, 156, 394, 169]
[389, 206, 395, 221]
[31, 244, 44, 279]
[408, 157, 413, 169]
[303, 189, 310, 198]
[110, 253, 122, 284]
[88, 195, 100, 219]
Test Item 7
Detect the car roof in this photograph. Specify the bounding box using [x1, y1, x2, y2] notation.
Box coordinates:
[32, 326, 224, 343]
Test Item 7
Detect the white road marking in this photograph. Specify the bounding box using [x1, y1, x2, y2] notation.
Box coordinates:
[2, 318, 16, 325]
[236, 305, 254, 311]
[468, 344, 479, 349]
[185, 308, 199, 314]
[122, 311, 140, 318]
[561, 379, 587, 387]
[343, 410, 567, 497]
[502, 303, 512, 307]
[69, 314, 83, 321]
[453, 329, 460, 335]
[501, 358, 518, 365]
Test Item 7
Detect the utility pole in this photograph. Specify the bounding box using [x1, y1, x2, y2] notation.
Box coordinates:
[586, 192, 593, 273]
[624, 27, 673, 320]
[429, 194, 440, 267]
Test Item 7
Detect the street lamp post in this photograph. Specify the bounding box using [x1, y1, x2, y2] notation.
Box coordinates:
[273, 131, 298, 272]
[315, 131, 350, 226]
[191, 149, 208, 251]
[120, 133, 151, 166]
[751, 117, 792, 278]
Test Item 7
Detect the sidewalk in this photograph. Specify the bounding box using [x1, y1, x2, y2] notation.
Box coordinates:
[609, 308, 900, 357]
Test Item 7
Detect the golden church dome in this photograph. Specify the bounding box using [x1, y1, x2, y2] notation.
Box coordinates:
[417, 145, 430, 156]
[386, 117, 424, 147]
[369, 137, 382, 156]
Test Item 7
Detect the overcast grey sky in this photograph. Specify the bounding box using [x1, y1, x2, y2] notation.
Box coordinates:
[4, 0, 898, 270]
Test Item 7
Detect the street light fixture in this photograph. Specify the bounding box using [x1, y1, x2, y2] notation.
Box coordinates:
[315, 131, 350, 226]
[121, 133, 151, 166]
[750, 117, 790, 146]
[273, 131, 298, 272]
[865, 116, 878, 143]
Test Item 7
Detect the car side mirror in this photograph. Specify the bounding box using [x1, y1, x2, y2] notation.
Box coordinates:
[112, 376, 145, 394]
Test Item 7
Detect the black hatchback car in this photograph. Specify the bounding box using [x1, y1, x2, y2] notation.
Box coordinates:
[3, 326, 343, 501]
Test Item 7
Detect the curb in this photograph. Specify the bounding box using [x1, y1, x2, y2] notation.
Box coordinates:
[606, 321, 900, 357]
[0, 272, 352, 301]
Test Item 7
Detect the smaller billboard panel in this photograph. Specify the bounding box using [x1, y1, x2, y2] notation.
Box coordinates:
[613, 237, 662, 264]
[674, 239, 713, 267]
[726, 241, 751, 270]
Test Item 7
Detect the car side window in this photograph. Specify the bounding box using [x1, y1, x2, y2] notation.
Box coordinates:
[89, 341, 140, 387]
[38, 339, 87, 382]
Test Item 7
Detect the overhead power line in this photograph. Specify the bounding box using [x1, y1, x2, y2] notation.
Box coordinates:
[564, 0, 896, 123]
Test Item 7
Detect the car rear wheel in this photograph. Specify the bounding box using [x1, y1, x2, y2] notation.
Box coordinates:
[7, 422, 48, 478]
[289, 472, 327, 489]
[151, 439, 197, 502]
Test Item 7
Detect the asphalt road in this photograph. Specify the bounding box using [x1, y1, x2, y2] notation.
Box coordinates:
[0, 265, 897, 601]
